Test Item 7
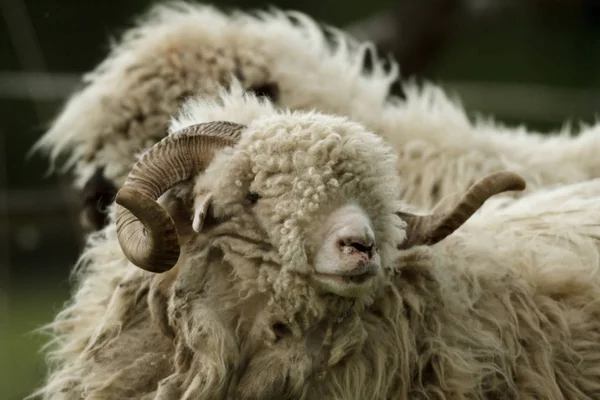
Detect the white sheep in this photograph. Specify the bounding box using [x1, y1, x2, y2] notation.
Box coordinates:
[34, 90, 600, 399]
[35, 1, 600, 231]
[34, 1, 396, 231]
[372, 85, 600, 211]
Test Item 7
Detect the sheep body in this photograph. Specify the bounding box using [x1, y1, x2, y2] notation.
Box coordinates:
[388, 178, 600, 398]
[35, 91, 600, 399]
[377, 85, 600, 210]
[37, 1, 395, 192]
[36, 1, 600, 230]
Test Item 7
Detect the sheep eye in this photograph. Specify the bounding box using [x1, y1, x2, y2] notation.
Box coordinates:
[247, 191, 261, 204]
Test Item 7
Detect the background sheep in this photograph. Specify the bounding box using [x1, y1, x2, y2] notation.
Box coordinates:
[34, 1, 600, 234]
[34, 1, 397, 232]
[35, 90, 600, 399]
[374, 85, 600, 211]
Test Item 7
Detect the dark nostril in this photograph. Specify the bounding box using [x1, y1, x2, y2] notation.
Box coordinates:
[351, 242, 373, 253]
[339, 239, 374, 254]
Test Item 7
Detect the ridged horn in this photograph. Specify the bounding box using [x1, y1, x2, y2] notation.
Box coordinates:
[115, 121, 245, 273]
[398, 171, 526, 249]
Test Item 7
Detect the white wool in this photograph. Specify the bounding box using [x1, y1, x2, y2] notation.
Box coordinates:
[169, 80, 280, 132]
[368, 83, 600, 211]
[34, 1, 600, 218]
[34, 1, 396, 190]
[458, 178, 600, 276]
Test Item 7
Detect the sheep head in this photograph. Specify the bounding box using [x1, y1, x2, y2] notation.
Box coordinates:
[115, 116, 405, 301]
[115, 115, 527, 304]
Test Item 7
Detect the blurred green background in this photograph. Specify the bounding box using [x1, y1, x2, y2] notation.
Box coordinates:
[1, 0, 599, 399]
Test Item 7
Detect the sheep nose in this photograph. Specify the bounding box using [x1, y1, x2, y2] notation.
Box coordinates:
[338, 235, 375, 260]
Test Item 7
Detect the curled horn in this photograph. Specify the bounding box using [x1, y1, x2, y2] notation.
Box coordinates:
[115, 121, 245, 273]
[398, 171, 526, 249]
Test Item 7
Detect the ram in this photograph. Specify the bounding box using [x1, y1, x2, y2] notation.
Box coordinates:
[35, 1, 600, 232]
[35, 91, 600, 399]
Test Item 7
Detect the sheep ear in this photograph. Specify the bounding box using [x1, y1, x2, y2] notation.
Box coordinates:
[192, 192, 213, 233]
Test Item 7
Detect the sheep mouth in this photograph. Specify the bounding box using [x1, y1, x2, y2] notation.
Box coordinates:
[314, 269, 377, 286]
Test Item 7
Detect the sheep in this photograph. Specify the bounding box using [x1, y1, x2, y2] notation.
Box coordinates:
[385, 177, 600, 399]
[375, 86, 600, 212]
[34, 90, 600, 399]
[34, 1, 397, 232]
[34, 90, 409, 399]
[34, 1, 600, 233]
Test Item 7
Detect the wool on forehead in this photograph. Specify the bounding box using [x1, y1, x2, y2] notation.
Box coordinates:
[171, 82, 401, 193]
[242, 113, 403, 208]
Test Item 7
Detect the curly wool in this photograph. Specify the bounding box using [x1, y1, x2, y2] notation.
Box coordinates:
[34, 91, 600, 399]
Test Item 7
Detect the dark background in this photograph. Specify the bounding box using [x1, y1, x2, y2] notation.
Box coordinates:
[1, 1, 599, 398]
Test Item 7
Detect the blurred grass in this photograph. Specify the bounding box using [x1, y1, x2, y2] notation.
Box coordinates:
[2, 283, 70, 400]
